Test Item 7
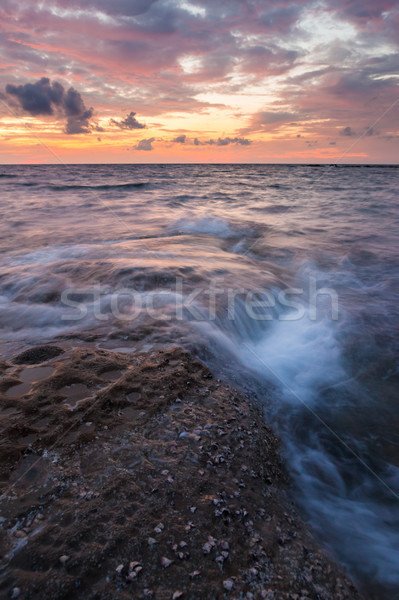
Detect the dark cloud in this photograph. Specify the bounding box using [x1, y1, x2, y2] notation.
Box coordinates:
[5, 77, 94, 134]
[173, 134, 186, 143]
[111, 111, 146, 130]
[333, 0, 397, 24]
[365, 126, 377, 136]
[340, 126, 356, 137]
[134, 137, 155, 151]
[191, 136, 252, 146]
[64, 87, 93, 134]
[5, 78, 64, 116]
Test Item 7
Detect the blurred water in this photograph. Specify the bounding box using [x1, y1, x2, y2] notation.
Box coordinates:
[0, 164, 398, 597]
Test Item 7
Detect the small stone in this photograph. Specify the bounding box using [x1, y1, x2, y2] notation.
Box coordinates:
[179, 432, 200, 441]
[154, 523, 164, 533]
[115, 564, 124, 574]
[161, 556, 173, 568]
[127, 565, 143, 580]
[143, 590, 154, 598]
[190, 570, 201, 578]
[11, 589, 21, 599]
[59, 555, 69, 565]
[127, 570, 138, 580]
[148, 537, 157, 546]
[189, 506, 196, 513]
[220, 541, 229, 550]
[13, 530, 27, 539]
[223, 579, 234, 591]
[172, 592, 183, 599]
[202, 542, 213, 554]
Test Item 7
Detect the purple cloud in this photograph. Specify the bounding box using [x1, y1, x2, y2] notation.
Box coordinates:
[5, 77, 94, 134]
[111, 111, 146, 130]
[134, 137, 155, 151]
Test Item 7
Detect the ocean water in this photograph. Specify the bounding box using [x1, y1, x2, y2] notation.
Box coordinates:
[0, 164, 398, 597]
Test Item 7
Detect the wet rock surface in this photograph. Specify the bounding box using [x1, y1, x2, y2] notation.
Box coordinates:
[0, 346, 363, 599]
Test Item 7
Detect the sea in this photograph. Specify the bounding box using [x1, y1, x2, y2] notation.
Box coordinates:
[0, 164, 398, 597]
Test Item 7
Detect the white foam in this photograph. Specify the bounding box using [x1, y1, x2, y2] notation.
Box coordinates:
[169, 216, 239, 238]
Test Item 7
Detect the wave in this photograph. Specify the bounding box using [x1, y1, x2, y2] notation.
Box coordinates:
[15, 181, 150, 191]
[168, 216, 244, 239]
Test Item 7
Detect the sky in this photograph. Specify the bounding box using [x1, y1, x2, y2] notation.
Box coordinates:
[0, 0, 398, 163]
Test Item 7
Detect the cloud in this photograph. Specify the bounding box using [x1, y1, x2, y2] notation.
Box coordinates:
[64, 87, 94, 134]
[173, 134, 186, 143]
[134, 137, 155, 151]
[192, 136, 252, 146]
[0, 0, 398, 161]
[340, 126, 356, 136]
[5, 77, 94, 134]
[241, 111, 302, 134]
[111, 111, 146, 130]
[5, 78, 64, 116]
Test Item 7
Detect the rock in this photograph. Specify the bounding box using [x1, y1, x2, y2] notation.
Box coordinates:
[190, 570, 201, 578]
[223, 579, 234, 591]
[202, 541, 213, 554]
[59, 555, 69, 565]
[11, 589, 21, 599]
[179, 432, 200, 441]
[12, 345, 63, 365]
[154, 523, 164, 533]
[161, 556, 173, 568]
[172, 592, 183, 599]
[148, 537, 156, 546]
[115, 564, 124, 574]
[13, 530, 27, 539]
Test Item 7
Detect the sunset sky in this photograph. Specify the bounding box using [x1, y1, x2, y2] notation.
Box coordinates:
[0, 0, 398, 163]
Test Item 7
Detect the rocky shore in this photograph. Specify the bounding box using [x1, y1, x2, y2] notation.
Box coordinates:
[0, 344, 363, 599]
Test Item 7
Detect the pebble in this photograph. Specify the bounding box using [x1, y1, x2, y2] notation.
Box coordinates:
[148, 537, 157, 546]
[179, 432, 200, 441]
[220, 540, 229, 550]
[154, 523, 164, 533]
[59, 555, 69, 565]
[172, 592, 183, 599]
[11, 589, 20, 599]
[161, 556, 173, 568]
[202, 541, 213, 554]
[190, 570, 201, 578]
[13, 530, 27, 539]
[127, 566, 142, 580]
[223, 578, 234, 591]
[115, 564, 124, 574]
